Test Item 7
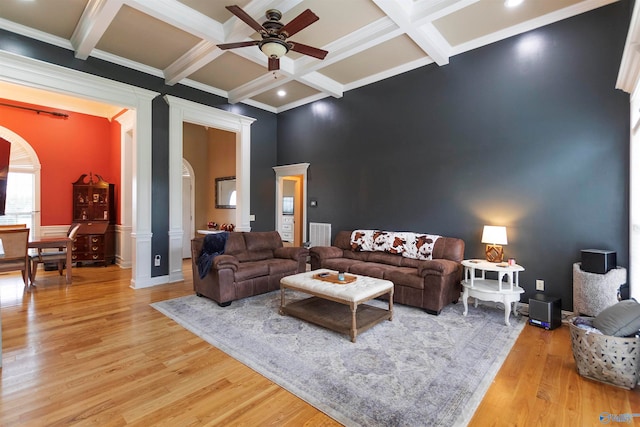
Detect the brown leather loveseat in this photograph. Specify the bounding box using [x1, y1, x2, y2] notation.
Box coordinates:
[192, 231, 308, 307]
[310, 230, 464, 315]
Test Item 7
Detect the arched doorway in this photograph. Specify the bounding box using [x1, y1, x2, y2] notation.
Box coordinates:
[0, 126, 42, 237]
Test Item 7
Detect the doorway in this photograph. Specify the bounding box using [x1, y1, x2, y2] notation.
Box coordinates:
[274, 163, 309, 246]
[280, 176, 303, 246]
[182, 160, 194, 258]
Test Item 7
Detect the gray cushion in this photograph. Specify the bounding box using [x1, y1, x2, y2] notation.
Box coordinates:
[593, 299, 640, 337]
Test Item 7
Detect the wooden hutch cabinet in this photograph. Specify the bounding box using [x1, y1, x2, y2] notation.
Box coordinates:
[71, 173, 115, 265]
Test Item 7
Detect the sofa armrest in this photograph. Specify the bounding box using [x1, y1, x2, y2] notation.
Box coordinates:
[274, 246, 309, 261]
[417, 259, 461, 277]
[309, 246, 344, 260]
[212, 254, 239, 272]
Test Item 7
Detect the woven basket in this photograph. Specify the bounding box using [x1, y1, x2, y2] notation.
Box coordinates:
[569, 317, 640, 389]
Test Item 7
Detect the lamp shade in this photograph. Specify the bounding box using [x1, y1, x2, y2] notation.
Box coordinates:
[481, 226, 508, 245]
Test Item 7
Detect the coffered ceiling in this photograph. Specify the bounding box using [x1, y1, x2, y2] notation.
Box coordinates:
[0, 0, 620, 114]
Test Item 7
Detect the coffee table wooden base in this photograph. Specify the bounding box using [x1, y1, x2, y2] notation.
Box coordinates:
[279, 296, 392, 342]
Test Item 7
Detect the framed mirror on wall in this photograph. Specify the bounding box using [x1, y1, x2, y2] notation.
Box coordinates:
[215, 176, 236, 209]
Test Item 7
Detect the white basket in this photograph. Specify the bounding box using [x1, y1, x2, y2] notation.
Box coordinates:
[569, 317, 640, 389]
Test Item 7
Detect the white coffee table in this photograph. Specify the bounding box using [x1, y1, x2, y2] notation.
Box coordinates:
[461, 259, 525, 326]
[279, 269, 393, 342]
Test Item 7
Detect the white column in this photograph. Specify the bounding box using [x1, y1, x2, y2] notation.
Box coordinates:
[167, 102, 185, 282]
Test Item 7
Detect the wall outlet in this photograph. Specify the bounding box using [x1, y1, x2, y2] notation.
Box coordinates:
[536, 279, 544, 291]
[249, 214, 255, 221]
[154, 254, 161, 267]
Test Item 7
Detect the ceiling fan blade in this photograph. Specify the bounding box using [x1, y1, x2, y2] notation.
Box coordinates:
[226, 5, 266, 33]
[268, 57, 280, 71]
[279, 9, 319, 37]
[217, 40, 260, 50]
[290, 42, 328, 60]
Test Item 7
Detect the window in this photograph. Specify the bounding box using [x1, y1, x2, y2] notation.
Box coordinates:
[1, 172, 34, 228]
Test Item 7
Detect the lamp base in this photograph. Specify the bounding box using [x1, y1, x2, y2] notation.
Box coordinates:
[485, 244, 504, 263]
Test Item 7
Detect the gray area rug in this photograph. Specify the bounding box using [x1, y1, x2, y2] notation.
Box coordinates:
[152, 291, 525, 426]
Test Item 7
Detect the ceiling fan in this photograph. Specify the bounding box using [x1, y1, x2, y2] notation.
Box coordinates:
[217, 5, 329, 71]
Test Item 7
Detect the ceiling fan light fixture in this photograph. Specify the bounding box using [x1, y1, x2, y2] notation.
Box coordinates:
[260, 40, 289, 58]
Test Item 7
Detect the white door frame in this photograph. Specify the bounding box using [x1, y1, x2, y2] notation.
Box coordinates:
[273, 163, 309, 244]
[182, 159, 195, 258]
[164, 95, 255, 283]
[0, 50, 158, 288]
[0, 126, 41, 237]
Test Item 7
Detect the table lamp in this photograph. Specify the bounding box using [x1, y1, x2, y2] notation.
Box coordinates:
[482, 225, 507, 262]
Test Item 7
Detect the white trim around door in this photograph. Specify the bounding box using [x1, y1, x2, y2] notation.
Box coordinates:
[0, 50, 158, 288]
[164, 95, 256, 283]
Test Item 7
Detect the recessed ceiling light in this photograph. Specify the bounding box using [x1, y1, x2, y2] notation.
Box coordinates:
[505, 0, 524, 7]
[277, 90, 286, 97]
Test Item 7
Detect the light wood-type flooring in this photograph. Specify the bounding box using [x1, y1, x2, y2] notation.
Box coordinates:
[0, 261, 638, 426]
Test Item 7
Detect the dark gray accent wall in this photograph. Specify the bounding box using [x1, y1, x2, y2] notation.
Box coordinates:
[151, 97, 170, 275]
[0, 29, 279, 277]
[276, 2, 631, 310]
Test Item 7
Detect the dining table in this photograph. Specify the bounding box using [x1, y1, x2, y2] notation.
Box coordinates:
[28, 236, 73, 284]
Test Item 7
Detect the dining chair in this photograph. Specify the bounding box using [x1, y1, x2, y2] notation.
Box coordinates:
[30, 224, 81, 282]
[0, 224, 27, 230]
[0, 228, 30, 286]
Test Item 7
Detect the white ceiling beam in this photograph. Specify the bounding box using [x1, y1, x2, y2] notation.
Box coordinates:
[617, 0, 640, 94]
[228, 72, 294, 104]
[127, 0, 225, 41]
[71, 0, 124, 60]
[344, 56, 434, 92]
[320, 17, 402, 64]
[284, 16, 402, 98]
[235, 16, 404, 102]
[164, 41, 224, 86]
[296, 72, 343, 99]
[372, 0, 463, 66]
[280, 18, 403, 101]
[161, 0, 304, 87]
[410, 0, 481, 24]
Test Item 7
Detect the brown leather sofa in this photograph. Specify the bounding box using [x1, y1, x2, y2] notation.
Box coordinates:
[310, 230, 465, 315]
[192, 231, 308, 307]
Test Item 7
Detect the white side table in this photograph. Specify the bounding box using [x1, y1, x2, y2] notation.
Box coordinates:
[461, 259, 525, 326]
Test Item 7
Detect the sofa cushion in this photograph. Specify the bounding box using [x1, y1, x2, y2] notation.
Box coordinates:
[264, 258, 299, 275]
[234, 261, 269, 281]
[349, 262, 397, 279]
[223, 232, 247, 256]
[235, 249, 274, 263]
[274, 246, 307, 261]
[322, 258, 364, 272]
[333, 231, 353, 251]
[384, 267, 424, 289]
[244, 231, 283, 252]
[367, 251, 403, 266]
[343, 251, 369, 261]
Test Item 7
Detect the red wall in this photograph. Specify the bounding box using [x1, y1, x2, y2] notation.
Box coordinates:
[0, 99, 121, 225]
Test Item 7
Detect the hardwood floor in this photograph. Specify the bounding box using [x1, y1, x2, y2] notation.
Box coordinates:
[0, 262, 638, 426]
